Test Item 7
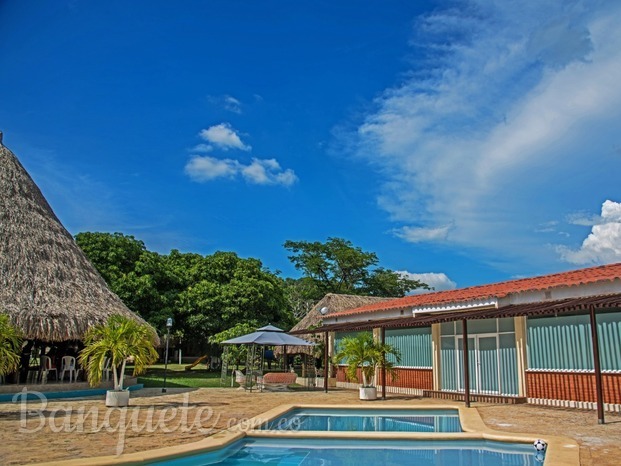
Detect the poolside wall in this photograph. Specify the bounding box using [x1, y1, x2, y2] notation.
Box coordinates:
[526, 370, 621, 404]
[334, 364, 621, 411]
[0, 379, 118, 394]
[335, 366, 432, 392]
[378, 367, 433, 390]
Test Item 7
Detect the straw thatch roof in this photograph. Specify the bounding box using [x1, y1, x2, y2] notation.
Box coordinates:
[278, 293, 395, 355]
[0, 142, 159, 343]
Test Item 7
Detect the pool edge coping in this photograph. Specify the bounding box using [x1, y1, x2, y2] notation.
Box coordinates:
[32, 402, 580, 466]
[246, 403, 579, 466]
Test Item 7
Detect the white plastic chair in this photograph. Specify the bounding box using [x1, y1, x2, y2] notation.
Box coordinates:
[39, 356, 58, 384]
[234, 369, 247, 385]
[59, 356, 78, 383]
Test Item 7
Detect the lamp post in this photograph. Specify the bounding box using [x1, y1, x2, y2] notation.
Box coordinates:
[162, 317, 173, 393]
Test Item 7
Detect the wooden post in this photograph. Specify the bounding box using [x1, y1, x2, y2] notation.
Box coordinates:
[462, 319, 471, 408]
[589, 305, 605, 424]
[381, 326, 387, 400]
[324, 331, 329, 393]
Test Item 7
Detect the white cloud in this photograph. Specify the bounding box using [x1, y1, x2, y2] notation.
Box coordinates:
[184, 156, 239, 181]
[186, 121, 296, 187]
[535, 221, 558, 233]
[199, 123, 251, 151]
[601, 200, 621, 221]
[185, 155, 297, 187]
[397, 271, 457, 293]
[566, 212, 601, 227]
[241, 158, 298, 186]
[190, 143, 213, 153]
[393, 225, 450, 243]
[223, 95, 242, 114]
[559, 200, 621, 264]
[207, 95, 243, 114]
[347, 1, 621, 272]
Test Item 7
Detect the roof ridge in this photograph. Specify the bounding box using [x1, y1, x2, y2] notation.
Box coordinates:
[333, 262, 621, 317]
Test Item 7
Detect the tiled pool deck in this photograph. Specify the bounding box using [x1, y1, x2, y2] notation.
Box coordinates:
[33, 401, 579, 466]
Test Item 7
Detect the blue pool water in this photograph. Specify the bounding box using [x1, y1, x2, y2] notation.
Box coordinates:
[150, 438, 542, 466]
[260, 408, 462, 432]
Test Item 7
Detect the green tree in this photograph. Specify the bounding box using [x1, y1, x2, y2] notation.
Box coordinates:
[209, 322, 258, 370]
[75, 232, 146, 284]
[76, 232, 294, 354]
[283, 277, 318, 319]
[79, 315, 159, 390]
[284, 237, 428, 298]
[361, 267, 427, 297]
[177, 251, 292, 342]
[75, 232, 176, 326]
[0, 314, 22, 377]
[336, 332, 401, 387]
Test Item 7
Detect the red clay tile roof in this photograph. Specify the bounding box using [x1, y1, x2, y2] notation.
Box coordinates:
[335, 263, 621, 317]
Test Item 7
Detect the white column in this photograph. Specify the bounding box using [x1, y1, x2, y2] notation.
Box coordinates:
[514, 316, 528, 397]
[432, 323, 442, 391]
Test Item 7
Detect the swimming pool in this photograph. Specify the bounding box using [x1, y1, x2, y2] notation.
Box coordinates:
[259, 407, 462, 432]
[149, 437, 542, 466]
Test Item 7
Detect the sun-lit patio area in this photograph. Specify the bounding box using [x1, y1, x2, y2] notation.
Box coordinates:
[0, 388, 620, 465]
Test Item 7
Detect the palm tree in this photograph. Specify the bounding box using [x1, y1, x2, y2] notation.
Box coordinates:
[0, 314, 23, 377]
[336, 332, 401, 387]
[79, 314, 158, 391]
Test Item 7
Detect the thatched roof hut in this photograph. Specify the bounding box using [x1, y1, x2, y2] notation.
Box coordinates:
[279, 293, 394, 355]
[0, 142, 158, 343]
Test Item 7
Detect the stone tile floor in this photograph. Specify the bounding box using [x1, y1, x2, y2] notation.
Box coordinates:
[0, 388, 619, 465]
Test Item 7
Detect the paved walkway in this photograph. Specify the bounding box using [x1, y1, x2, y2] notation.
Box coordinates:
[0, 388, 619, 465]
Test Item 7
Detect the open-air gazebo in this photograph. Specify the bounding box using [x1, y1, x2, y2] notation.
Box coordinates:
[220, 324, 314, 391]
[0, 139, 157, 385]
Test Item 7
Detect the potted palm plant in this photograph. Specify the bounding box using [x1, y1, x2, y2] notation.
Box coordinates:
[0, 314, 23, 381]
[79, 315, 158, 407]
[336, 332, 400, 400]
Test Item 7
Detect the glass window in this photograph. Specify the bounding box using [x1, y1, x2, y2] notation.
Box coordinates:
[498, 317, 515, 333]
[385, 327, 432, 367]
[468, 318, 497, 334]
[440, 336, 458, 390]
[527, 314, 593, 370]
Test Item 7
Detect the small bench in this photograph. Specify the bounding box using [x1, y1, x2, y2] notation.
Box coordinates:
[260, 372, 297, 391]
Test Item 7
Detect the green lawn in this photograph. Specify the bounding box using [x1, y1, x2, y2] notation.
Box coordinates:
[135, 364, 311, 390]
[136, 364, 233, 388]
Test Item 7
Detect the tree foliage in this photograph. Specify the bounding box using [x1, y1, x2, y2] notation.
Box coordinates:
[79, 315, 159, 390]
[76, 232, 426, 355]
[76, 232, 176, 328]
[208, 322, 258, 369]
[335, 332, 401, 387]
[0, 314, 22, 377]
[282, 277, 318, 320]
[177, 251, 292, 342]
[76, 232, 293, 354]
[284, 237, 429, 299]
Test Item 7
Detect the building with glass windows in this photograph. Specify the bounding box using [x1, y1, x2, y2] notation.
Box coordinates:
[312, 263, 621, 412]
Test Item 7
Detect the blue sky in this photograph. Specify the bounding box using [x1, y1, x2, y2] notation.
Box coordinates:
[2, 0, 621, 291]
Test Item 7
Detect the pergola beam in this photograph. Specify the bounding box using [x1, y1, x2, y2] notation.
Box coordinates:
[589, 305, 605, 424]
